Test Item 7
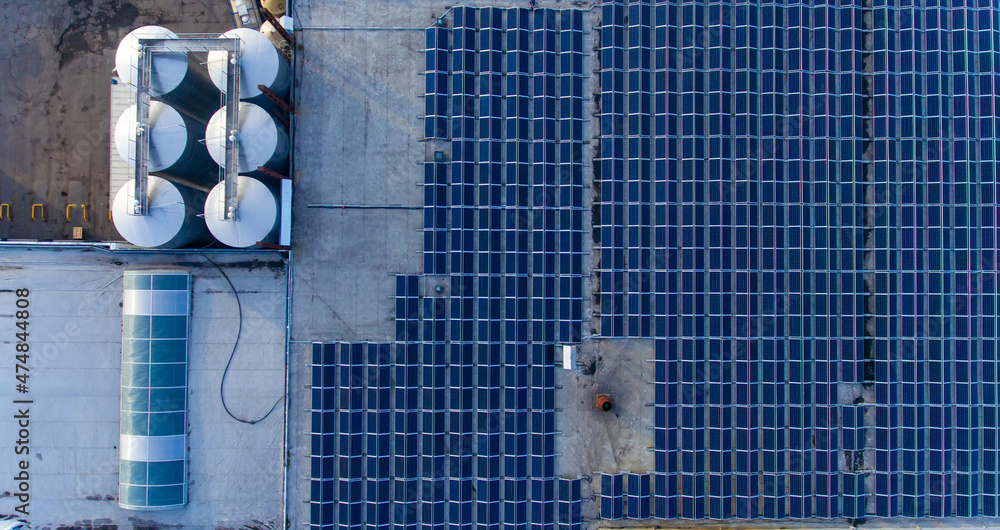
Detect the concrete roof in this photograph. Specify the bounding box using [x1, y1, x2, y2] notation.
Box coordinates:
[0, 248, 287, 528]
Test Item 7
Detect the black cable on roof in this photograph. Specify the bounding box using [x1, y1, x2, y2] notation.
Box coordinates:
[200, 250, 285, 425]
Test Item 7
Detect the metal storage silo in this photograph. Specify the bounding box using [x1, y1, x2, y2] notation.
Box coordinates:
[260, 0, 287, 16]
[207, 28, 291, 110]
[114, 101, 218, 190]
[204, 176, 281, 248]
[115, 26, 220, 120]
[112, 176, 212, 249]
[205, 102, 289, 175]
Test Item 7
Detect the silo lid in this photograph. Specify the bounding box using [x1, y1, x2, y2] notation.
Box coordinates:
[207, 28, 283, 99]
[112, 177, 188, 248]
[115, 26, 189, 95]
[204, 176, 279, 248]
[205, 103, 282, 173]
[114, 101, 191, 172]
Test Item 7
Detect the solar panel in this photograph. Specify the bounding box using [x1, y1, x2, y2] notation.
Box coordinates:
[320, 0, 1000, 525]
[599, 474, 625, 520]
[625, 473, 650, 520]
[312, 7, 586, 529]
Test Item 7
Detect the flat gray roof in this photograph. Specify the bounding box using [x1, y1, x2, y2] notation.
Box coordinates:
[0, 248, 287, 528]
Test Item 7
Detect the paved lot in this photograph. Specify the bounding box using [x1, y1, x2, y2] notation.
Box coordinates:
[0, 0, 233, 242]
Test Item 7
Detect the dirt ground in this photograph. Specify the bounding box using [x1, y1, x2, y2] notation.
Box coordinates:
[0, 0, 234, 241]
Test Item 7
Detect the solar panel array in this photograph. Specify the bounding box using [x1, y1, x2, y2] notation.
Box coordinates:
[312, 0, 1000, 524]
[598, 0, 867, 518]
[872, 0, 1000, 517]
[595, 0, 1000, 521]
[311, 7, 586, 529]
[426, 6, 586, 345]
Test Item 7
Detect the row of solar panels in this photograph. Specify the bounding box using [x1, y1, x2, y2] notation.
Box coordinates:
[310, 342, 581, 529]
[599, 472, 865, 520]
[425, 9, 584, 142]
[593, 472, 868, 520]
[870, 0, 1000, 515]
[422, 5, 585, 344]
[312, 9, 590, 528]
[595, 0, 867, 340]
[599, 0, 1000, 520]
[398, 273, 583, 344]
[601, 0, 862, 517]
[311, 391, 559, 416]
[311, 479, 582, 530]
[310, 455, 559, 482]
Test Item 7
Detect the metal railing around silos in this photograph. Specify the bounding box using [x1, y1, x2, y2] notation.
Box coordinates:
[130, 36, 241, 219]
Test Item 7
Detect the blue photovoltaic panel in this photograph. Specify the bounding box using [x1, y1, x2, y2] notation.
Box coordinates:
[425, 26, 450, 140]
[596, 0, 1000, 521]
[311, 7, 585, 530]
[626, 473, 651, 520]
[871, 0, 998, 518]
[599, 474, 625, 520]
[314, 0, 1000, 525]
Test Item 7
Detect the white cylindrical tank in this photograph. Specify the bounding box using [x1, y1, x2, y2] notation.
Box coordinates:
[205, 102, 289, 175]
[204, 176, 280, 248]
[113, 176, 212, 249]
[115, 26, 220, 119]
[207, 28, 291, 109]
[114, 101, 218, 189]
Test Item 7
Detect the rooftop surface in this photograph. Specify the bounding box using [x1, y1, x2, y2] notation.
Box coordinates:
[288, 3, 445, 527]
[4, 0, 1000, 528]
[0, 248, 287, 528]
[287, 2, 600, 528]
[291, 0, 1000, 526]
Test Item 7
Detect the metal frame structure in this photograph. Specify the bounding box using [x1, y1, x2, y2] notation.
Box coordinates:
[132, 36, 241, 219]
[120, 271, 192, 510]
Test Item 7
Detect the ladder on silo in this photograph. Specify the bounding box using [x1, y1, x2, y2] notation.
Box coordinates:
[133, 44, 153, 216]
[223, 36, 241, 221]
